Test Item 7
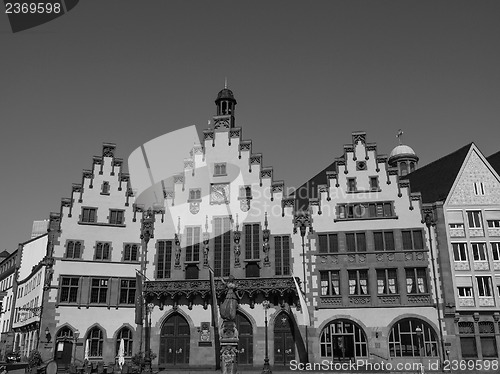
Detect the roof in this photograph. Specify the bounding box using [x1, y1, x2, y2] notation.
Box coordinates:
[389, 144, 416, 158]
[215, 88, 236, 102]
[403, 143, 473, 203]
[487, 150, 500, 175]
[0, 250, 9, 258]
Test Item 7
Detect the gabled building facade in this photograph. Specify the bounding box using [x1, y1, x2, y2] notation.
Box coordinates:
[295, 133, 443, 368]
[406, 143, 500, 361]
[0, 249, 17, 360]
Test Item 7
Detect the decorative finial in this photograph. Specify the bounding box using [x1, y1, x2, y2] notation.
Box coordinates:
[205, 215, 209, 232]
[396, 129, 404, 145]
[224, 77, 227, 89]
[264, 212, 268, 230]
[235, 214, 239, 231]
[177, 216, 181, 235]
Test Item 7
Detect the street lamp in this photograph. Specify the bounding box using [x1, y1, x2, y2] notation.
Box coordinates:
[262, 300, 272, 374]
[415, 326, 425, 374]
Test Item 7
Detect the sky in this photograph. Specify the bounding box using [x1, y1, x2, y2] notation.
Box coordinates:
[1, 1, 500, 252]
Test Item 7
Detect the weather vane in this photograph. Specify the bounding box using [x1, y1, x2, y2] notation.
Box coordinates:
[396, 129, 404, 145]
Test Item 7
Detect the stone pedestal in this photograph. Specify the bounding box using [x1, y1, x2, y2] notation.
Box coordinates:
[220, 321, 239, 374]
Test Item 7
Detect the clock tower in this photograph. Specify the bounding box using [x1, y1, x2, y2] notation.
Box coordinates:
[213, 83, 237, 130]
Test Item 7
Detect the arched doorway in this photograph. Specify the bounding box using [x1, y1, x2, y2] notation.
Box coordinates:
[236, 312, 253, 365]
[319, 319, 368, 361]
[54, 327, 74, 370]
[273, 312, 295, 366]
[159, 313, 190, 366]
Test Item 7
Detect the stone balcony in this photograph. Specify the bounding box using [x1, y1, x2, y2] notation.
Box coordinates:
[454, 261, 470, 271]
[449, 228, 465, 237]
[458, 297, 475, 307]
[473, 261, 490, 271]
[488, 228, 500, 237]
[478, 297, 495, 307]
[469, 228, 485, 237]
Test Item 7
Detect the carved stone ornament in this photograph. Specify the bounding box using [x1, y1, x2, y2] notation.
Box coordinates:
[220, 344, 238, 374]
[240, 199, 250, 212]
[233, 230, 241, 268]
[190, 202, 200, 215]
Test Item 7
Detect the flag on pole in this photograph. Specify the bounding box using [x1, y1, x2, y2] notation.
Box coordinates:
[293, 276, 311, 326]
[135, 272, 143, 325]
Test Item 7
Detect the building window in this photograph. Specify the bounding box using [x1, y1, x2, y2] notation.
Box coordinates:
[124, 244, 139, 262]
[95, 242, 110, 261]
[347, 178, 357, 192]
[374, 231, 395, 251]
[472, 243, 488, 262]
[377, 269, 398, 294]
[239, 186, 252, 199]
[478, 322, 497, 358]
[214, 217, 231, 277]
[389, 318, 438, 357]
[185, 227, 201, 262]
[338, 202, 394, 220]
[185, 264, 199, 280]
[449, 223, 464, 229]
[88, 327, 104, 357]
[65, 241, 82, 259]
[318, 233, 338, 253]
[274, 236, 290, 276]
[59, 277, 79, 303]
[488, 219, 500, 228]
[109, 210, 124, 225]
[119, 279, 136, 304]
[214, 163, 227, 176]
[116, 328, 133, 357]
[90, 278, 108, 304]
[319, 320, 367, 359]
[406, 268, 427, 294]
[320, 270, 340, 296]
[458, 322, 476, 358]
[345, 232, 366, 252]
[467, 211, 482, 228]
[402, 230, 424, 250]
[458, 287, 473, 297]
[348, 270, 369, 295]
[81, 207, 97, 223]
[452, 243, 468, 262]
[101, 181, 110, 195]
[244, 223, 260, 259]
[400, 162, 408, 176]
[369, 176, 379, 191]
[245, 262, 260, 278]
[156, 240, 173, 279]
[474, 182, 485, 196]
[491, 242, 500, 261]
[476, 276, 492, 297]
[189, 188, 201, 200]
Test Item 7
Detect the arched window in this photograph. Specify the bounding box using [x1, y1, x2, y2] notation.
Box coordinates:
[320, 319, 367, 360]
[116, 327, 133, 357]
[389, 318, 437, 357]
[57, 327, 74, 339]
[410, 162, 415, 173]
[87, 327, 104, 357]
[400, 161, 408, 176]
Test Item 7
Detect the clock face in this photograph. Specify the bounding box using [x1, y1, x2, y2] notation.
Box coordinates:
[210, 183, 230, 204]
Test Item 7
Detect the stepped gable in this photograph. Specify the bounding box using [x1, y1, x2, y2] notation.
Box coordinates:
[58, 142, 133, 219]
[487, 150, 500, 175]
[403, 143, 472, 203]
[294, 131, 391, 211]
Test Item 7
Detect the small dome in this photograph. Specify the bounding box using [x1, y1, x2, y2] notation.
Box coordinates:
[216, 88, 236, 102]
[389, 144, 416, 158]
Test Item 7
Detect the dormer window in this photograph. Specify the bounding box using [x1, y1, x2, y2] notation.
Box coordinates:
[370, 177, 379, 191]
[214, 163, 227, 176]
[474, 182, 485, 196]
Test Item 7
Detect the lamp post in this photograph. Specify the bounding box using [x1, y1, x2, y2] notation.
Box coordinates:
[415, 326, 425, 374]
[262, 300, 272, 374]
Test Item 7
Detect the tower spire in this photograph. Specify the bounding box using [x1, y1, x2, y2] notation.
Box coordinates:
[224, 77, 227, 89]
